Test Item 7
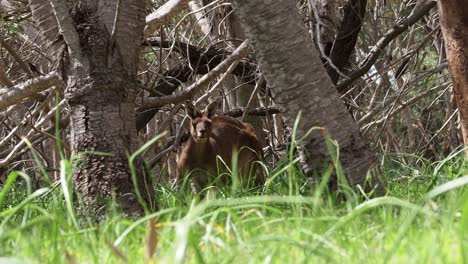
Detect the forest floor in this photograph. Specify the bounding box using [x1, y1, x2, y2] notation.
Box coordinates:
[0, 151, 467, 263]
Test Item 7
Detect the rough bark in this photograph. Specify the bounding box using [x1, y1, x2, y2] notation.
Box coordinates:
[438, 0, 468, 157]
[28, 0, 153, 214]
[232, 0, 382, 192]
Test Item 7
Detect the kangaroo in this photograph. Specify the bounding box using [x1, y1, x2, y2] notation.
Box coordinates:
[177, 101, 264, 192]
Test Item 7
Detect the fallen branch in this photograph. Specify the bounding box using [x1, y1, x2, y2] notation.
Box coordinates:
[136, 37, 258, 131]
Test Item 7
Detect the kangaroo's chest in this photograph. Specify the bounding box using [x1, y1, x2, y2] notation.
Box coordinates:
[189, 139, 237, 170]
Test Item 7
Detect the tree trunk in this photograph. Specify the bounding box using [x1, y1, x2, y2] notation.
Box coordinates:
[224, 8, 267, 146]
[438, 1, 468, 157]
[231, 0, 382, 192]
[317, 0, 339, 54]
[326, 0, 367, 85]
[60, 1, 151, 214]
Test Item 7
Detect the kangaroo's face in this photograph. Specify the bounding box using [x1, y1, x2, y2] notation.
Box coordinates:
[185, 101, 218, 143]
[190, 116, 212, 142]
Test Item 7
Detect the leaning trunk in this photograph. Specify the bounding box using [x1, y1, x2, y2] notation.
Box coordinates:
[438, 1, 468, 157]
[232, 0, 382, 191]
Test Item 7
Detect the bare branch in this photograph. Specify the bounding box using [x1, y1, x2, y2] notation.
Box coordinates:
[0, 63, 14, 87]
[0, 100, 67, 166]
[361, 82, 449, 129]
[336, 0, 437, 93]
[223, 106, 281, 118]
[0, 35, 33, 76]
[141, 39, 250, 109]
[241, 75, 264, 122]
[309, 0, 349, 81]
[144, 0, 191, 38]
[0, 72, 62, 110]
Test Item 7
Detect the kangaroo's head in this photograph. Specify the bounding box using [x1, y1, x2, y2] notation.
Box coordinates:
[184, 101, 218, 142]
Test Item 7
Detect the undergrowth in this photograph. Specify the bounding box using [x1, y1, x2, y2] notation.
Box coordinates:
[0, 149, 467, 263]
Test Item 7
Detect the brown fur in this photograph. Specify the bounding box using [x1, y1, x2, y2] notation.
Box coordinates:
[177, 101, 264, 191]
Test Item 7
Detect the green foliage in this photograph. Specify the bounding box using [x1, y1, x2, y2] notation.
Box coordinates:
[0, 151, 467, 263]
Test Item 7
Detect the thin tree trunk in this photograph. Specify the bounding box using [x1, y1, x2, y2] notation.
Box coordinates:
[326, 0, 367, 84]
[438, 1, 468, 157]
[232, 0, 382, 192]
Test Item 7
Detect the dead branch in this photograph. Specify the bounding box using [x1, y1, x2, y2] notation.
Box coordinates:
[326, 0, 367, 84]
[144, 37, 257, 80]
[0, 35, 33, 76]
[0, 71, 61, 110]
[29, 0, 59, 44]
[0, 63, 14, 87]
[136, 38, 257, 131]
[362, 82, 450, 130]
[144, 0, 191, 38]
[141, 39, 250, 109]
[336, 0, 437, 93]
[0, 100, 67, 166]
[223, 106, 281, 118]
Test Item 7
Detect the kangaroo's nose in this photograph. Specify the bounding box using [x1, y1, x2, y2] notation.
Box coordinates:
[198, 129, 206, 137]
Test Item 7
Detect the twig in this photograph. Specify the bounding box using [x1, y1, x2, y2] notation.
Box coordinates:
[0, 100, 67, 166]
[361, 82, 449, 130]
[241, 75, 264, 122]
[196, 59, 241, 105]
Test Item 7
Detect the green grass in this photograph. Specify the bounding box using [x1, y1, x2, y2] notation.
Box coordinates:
[0, 151, 467, 264]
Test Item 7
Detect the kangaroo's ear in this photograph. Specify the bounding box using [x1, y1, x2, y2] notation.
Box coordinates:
[205, 101, 218, 118]
[184, 101, 201, 119]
